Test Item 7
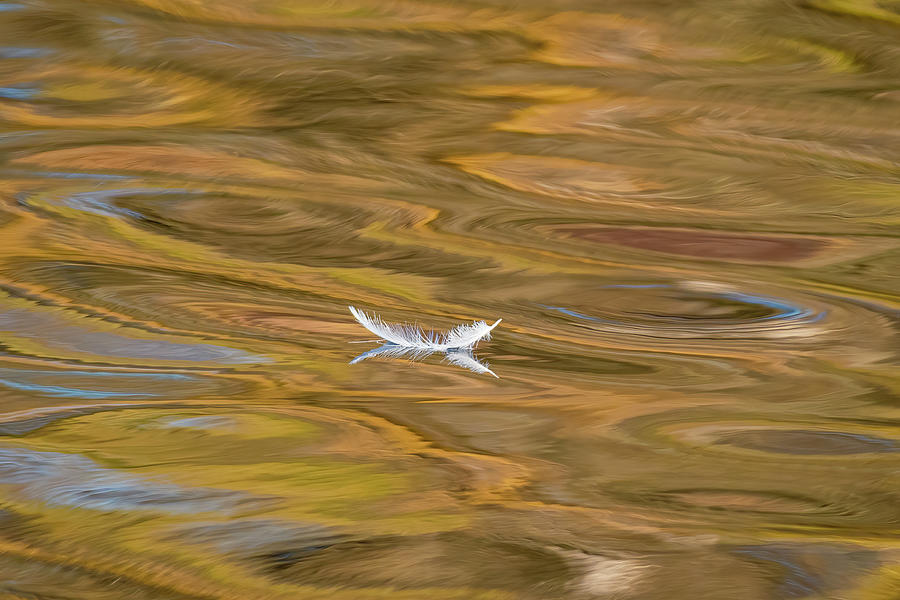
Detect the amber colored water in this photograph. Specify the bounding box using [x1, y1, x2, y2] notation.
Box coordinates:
[0, 0, 899, 598]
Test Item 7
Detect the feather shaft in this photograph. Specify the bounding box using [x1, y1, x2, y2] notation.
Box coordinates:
[348, 306, 501, 351]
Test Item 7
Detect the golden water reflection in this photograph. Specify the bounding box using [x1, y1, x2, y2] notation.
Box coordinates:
[0, 0, 899, 598]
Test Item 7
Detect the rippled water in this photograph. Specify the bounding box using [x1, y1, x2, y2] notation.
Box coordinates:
[1, 0, 899, 598]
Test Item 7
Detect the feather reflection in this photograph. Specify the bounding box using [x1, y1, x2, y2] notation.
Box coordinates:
[350, 344, 498, 378]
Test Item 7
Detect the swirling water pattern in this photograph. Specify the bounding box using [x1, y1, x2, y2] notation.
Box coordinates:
[0, 0, 898, 598]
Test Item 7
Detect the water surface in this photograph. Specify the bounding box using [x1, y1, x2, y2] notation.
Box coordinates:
[0, 0, 899, 598]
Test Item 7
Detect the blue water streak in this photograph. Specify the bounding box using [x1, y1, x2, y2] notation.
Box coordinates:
[0, 87, 38, 99]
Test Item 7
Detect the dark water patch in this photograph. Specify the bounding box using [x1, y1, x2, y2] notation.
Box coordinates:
[555, 226, 830, 263]
[176, 519, 344, 560]
[717, 429, 899, 455]
[538, 282, 831, 342]
[601, 478, 900, 536]
[732, 543, 880, 599]
[479, 340, 655, 376]
[656, 489, 829, 515]
[115, 190, 390, 266]
[0, 552, 199, 600]
[388, 402, 562, 456]
[268, 531, 575, 597]
[0, 404, 160, 436]
[0, 505, 37, 544]
[2, 260, 356, 345]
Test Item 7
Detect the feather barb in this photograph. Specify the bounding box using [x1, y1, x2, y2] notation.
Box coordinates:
[348, 306, 501, 352]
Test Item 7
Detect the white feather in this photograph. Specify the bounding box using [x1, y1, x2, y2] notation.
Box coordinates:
[348, 306, 501, 351]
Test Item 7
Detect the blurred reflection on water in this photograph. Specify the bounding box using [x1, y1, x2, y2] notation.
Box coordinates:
[0, 0, 898, 598]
